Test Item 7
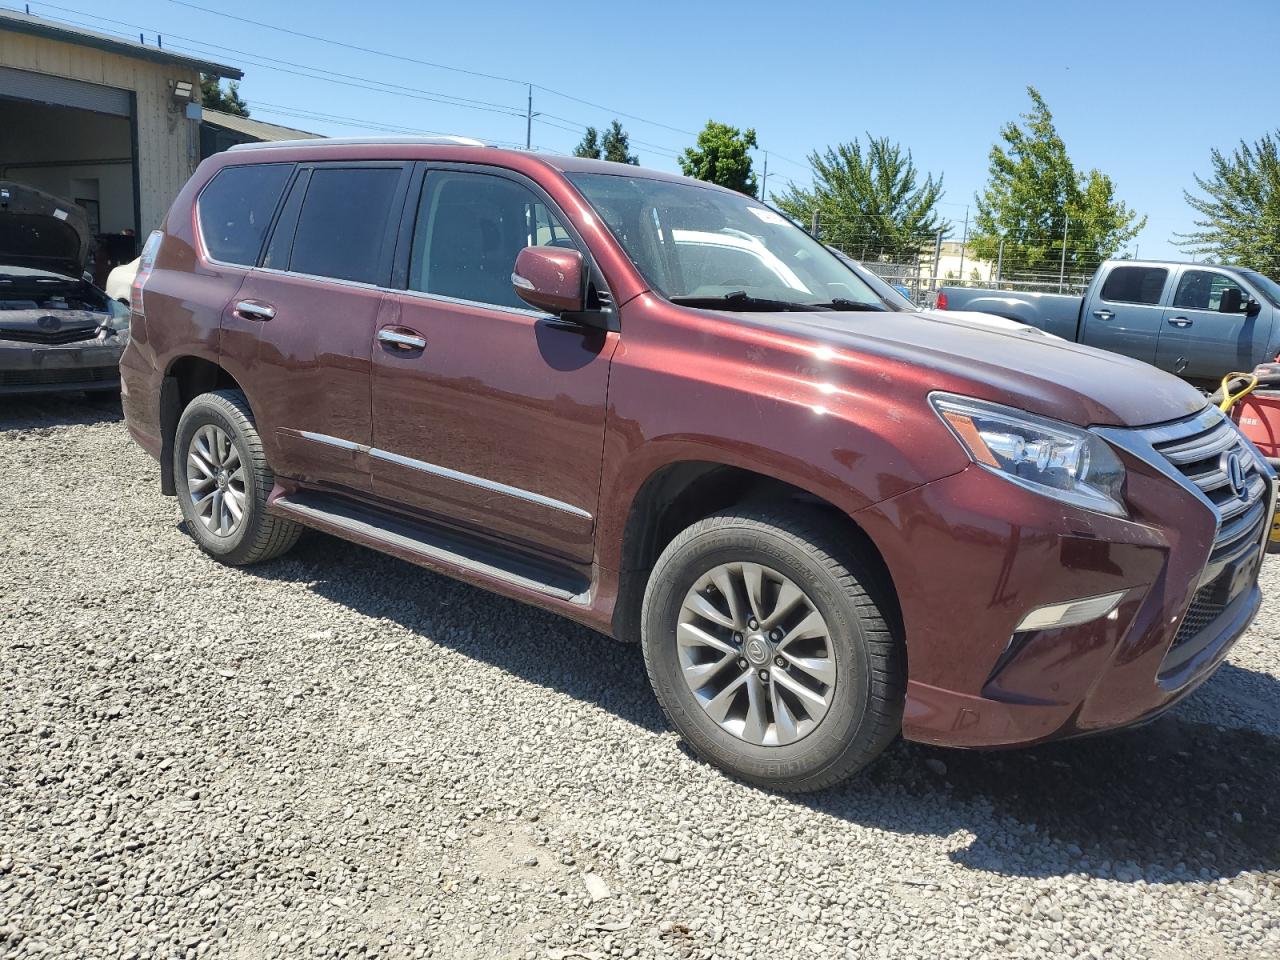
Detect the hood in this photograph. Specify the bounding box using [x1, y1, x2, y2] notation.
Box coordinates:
[745, 307, 1206, 428]
[0, 181, 91, 279]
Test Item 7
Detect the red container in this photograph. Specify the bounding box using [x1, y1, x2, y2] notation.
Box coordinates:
[1233, 390, 1280, 462]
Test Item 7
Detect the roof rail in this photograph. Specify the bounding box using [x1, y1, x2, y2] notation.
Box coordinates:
[227, 135, 488, 152]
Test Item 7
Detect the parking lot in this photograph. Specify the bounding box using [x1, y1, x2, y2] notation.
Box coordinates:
[1, 396, 1277, 960]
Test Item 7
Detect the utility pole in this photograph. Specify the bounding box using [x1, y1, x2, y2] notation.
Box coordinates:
[931, 230, 943, 293]
[956, 206, 969, 283]
[995, 238, 1004, 284]
[1058, 215, 1070, 292]
[759, 152, 768, 201]
[810, 209, 820, 240]
[525, 84, 533, 150]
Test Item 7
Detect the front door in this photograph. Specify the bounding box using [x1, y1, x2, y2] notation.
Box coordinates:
[226, 162, 409, 493]
[1080, 264, 1171, 365]
[371, 167, 616, 563]
[1157, 268, 1270, 381]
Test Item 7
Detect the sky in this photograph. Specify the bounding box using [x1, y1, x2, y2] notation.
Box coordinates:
[19, 0, 1280, 261]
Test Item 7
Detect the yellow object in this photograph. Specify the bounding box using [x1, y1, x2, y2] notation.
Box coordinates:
[1271, 511, 1280, 545]
[1218, 372, 1259, 413]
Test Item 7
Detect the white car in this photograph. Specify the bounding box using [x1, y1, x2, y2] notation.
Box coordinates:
[106, 256, 139, 304]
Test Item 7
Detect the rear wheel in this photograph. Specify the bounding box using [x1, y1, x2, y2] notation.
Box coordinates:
[641, 506, 904, 792]
[174, 389, 301, 566]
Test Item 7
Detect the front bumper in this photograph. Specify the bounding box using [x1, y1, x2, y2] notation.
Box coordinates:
[0, 336, 126, 394]
[857, 407, 1275, 749]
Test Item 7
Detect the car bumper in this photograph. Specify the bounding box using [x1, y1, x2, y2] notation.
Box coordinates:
[856, 411, 1275, 749]
[0, 337, 125, 394]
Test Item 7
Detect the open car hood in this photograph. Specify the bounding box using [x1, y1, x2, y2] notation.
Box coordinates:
[0, 181, 91, 279]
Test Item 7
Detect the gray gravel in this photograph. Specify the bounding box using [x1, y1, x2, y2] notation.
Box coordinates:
[2, 395, 1278, 960]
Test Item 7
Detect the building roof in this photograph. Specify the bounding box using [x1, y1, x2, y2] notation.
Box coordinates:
[0, 10, 242, 79]
[202, 109, 322, 142]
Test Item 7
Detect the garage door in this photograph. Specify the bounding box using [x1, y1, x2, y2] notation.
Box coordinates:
[0, 65, 131, 116]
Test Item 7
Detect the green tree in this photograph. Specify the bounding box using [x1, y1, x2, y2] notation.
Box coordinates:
[774, 136, 948, 260]
[1177, 131, 1280, 272]
[679, 121, 758, 196]
[573, 121, 638, 164]
[970, 86, 1144, 277]
[200, 73, 249, 117]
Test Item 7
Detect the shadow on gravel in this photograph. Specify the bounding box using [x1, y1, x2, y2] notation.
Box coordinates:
[244, 532, 1280, 884]
[0, 393, 122, 430]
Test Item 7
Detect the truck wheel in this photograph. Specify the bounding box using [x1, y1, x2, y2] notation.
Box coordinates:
[641, 506, 904, 792]
[173, 389, 301, 566]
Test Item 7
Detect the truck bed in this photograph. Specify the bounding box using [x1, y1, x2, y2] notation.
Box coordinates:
[939, 287, 1082, 340]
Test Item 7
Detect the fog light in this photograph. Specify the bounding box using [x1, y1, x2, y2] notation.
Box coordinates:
[1015, 591, 1126, 631]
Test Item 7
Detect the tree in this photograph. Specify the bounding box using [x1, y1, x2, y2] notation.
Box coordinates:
[774, 136, 948, 261]
[573, 120, 638, 164]
[970, 86, 1144, 277]
[1177, 131, 1280, 272]
[679, 121, 758, 196]
[201, 73, 249, 117]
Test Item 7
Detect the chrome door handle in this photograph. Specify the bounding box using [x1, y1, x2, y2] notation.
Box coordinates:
[378, 328, 427, 350]
[1093, 309, 1114, 320]
[1168, 316, 1193, 328]
[234, 300, 275, 321]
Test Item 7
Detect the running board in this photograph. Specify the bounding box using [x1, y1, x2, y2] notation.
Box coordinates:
[271, 489, 591, 603]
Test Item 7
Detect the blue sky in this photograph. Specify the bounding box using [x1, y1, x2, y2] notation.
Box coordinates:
[24, 0, 1280, 260]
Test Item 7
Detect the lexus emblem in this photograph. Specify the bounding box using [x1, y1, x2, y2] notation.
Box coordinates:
[1225, 450, 1248, 499]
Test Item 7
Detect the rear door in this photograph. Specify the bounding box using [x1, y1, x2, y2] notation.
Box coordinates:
[370, 165, 617, 563]
[1157, 267, 1270, 381]
[225, 161, 410, 492]
[1080, 264, 1170, 365]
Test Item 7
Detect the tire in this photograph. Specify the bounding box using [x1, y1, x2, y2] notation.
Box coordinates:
[173, 389, 301, 566]
[641, 506, 905, 792]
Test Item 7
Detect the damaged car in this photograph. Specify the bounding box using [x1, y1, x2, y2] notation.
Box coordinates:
[0, 181, 130, 395]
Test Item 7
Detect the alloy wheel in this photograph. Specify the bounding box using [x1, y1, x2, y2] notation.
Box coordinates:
[676, 562, 836, 746]
[186, 423, 246, 538]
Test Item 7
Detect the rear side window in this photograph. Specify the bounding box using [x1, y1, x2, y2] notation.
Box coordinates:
[288, 167, 402, 284]
[1100, 266, 1168, 305]
[197, 163, 292, 266]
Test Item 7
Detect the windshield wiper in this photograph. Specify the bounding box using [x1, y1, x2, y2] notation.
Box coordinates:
[817, 298, 888, 312]
[669, 291, 835, 312]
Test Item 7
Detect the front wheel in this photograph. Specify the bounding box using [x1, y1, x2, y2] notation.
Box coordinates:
[173, 389, 301, 566]
[641, 506, 904, 792]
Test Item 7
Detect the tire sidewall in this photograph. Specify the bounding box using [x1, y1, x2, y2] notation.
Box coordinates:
[174, 396, 261, 562]
[643, 521, 876, 786]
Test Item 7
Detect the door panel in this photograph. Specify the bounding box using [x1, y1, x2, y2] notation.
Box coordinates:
[1157, 268, 1271, 381]
[371, 294, 614, 562]
[370, 166, 615, 563]
[1080, 265, 1170, 365]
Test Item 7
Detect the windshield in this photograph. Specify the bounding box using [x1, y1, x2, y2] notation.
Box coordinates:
[566, 172, 884, 311]
[1241, 270, 1280, 308]
[829, 249, 916, 311]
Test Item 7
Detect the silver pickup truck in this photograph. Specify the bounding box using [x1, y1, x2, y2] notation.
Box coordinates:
[939, 260, 1280, 386]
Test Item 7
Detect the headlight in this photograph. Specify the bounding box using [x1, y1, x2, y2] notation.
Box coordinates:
[930, 392, 1127, 516]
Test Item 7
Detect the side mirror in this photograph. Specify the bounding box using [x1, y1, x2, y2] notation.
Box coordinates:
[1246, 297, 1262, 318]
[512, 246, 585, 315]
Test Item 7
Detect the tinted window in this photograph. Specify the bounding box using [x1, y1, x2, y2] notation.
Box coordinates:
[289, 167, 402, 284]
[1173, 270, 1247, 312]
[1100, 266, 1168, 305]
[198, 163, 292, 265]
[408, 171, 577, 310]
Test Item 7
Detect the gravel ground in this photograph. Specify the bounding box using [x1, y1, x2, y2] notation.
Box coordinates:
[2, 395, 1278, 960]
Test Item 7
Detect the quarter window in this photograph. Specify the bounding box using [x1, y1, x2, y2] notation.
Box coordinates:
[288, 167, 402, 284]
[408, 171, 578, 310]
[1100, 266, 1168, 305]
[1173, 270, 1248, 312]
[197, 163, 292, 266]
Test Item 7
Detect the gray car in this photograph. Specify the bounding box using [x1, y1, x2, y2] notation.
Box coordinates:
[0, 181, 129, 395]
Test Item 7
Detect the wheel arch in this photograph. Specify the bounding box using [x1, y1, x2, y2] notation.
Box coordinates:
[158, 355, 249, 496]
[610, 459, 902, 650]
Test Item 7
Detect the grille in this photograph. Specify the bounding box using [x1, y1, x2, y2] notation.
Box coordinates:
[1145, 407, 1269, 563]
[0, 366, 117, 386]
[0, 324, 101, 345]
[1171, 584, 1229, 649]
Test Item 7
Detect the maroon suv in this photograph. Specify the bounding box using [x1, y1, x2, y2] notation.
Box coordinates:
[120, 138, 1275, 791]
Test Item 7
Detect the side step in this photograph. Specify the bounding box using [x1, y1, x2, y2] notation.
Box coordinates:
[271, 489, 591, 603]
